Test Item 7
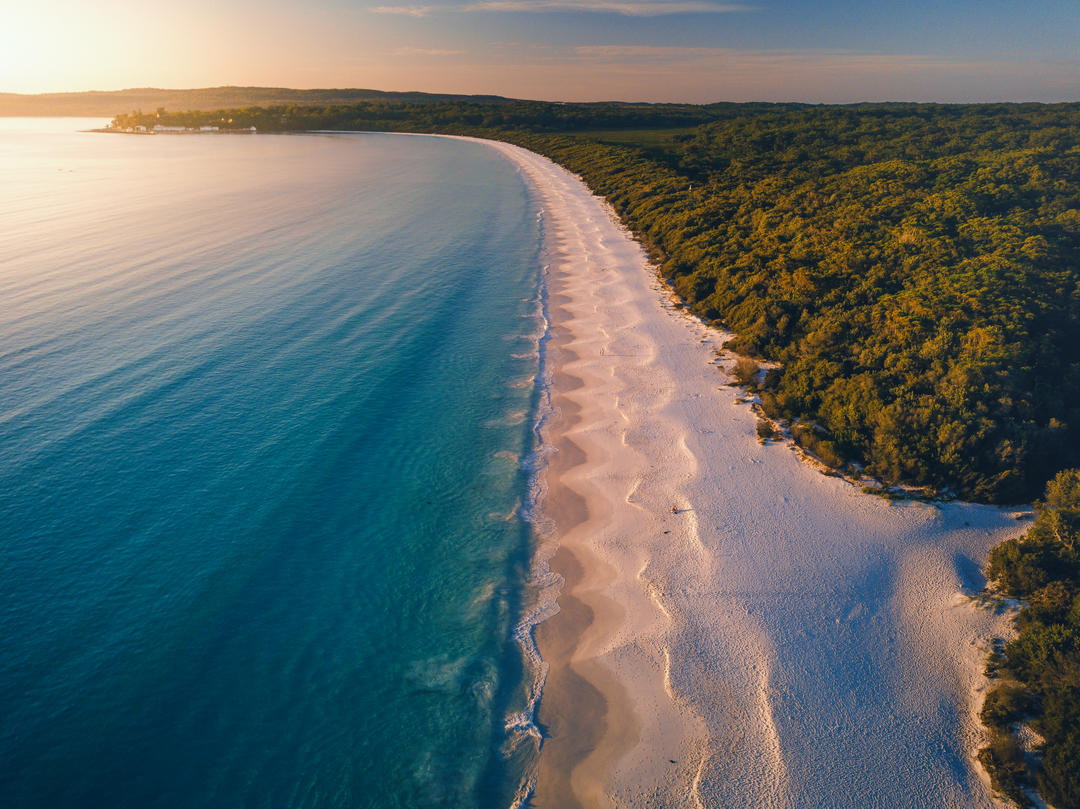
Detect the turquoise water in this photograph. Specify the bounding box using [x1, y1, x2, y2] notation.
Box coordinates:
[0, 121, 547, 808]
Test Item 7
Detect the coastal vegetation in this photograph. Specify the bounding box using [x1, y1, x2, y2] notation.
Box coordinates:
[730, 357, 760, 387]
[107, 99, 774, 136]
[981, 469, 1080, 808]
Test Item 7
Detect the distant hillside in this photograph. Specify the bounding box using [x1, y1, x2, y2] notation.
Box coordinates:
[0, 86, 512, 116]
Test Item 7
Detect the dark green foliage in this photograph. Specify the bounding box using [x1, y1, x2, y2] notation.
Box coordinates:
[978, 732, 1032, 808]
[109, 101, 1080, 502]
[980, 684, 1036, 728]
[755, 419, 778, 442]
[982, 470, 1080, 808]
[790, 422, 846, 468]
[108, 99, 771, 136]
[1040, 738, 1080, 808]
[987, 538, 1075, 598]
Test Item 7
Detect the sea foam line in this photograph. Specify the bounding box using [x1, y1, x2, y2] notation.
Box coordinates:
[383, 132, 563, 809]
[501, 200, 566, 809]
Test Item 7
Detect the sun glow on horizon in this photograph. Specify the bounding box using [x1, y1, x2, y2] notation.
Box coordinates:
[1, 0, 1078, 102]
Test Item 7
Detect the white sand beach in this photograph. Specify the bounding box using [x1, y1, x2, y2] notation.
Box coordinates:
[474, 137, 1028, 809]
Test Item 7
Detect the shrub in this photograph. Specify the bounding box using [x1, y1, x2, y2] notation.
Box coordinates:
[981, 683, 1035, 729]
[791, 422, 846, 468]
[730, 357, 760, 387]
[758, 391, 782, 419]
[756, 419, 778, 442]
[978, 732, 1032, 808]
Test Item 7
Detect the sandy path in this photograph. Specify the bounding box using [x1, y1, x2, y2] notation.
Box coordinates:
[470, 137, 1026, 809]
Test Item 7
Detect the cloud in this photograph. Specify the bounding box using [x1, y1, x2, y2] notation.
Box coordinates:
[372, 0, 749, 16]
[393, 47, 465, 55]
[371, 5, 435, 16]
[539, 46, 1080, 101]
[573, 45, 728, 57]
[463, 0, 749, 14]
[569, 45, 1034, 73]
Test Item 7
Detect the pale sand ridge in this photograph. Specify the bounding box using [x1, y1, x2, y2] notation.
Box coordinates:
[461, 136, 1028, 808]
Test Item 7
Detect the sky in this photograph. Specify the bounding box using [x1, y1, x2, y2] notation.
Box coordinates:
[1, 0, 1078, 102]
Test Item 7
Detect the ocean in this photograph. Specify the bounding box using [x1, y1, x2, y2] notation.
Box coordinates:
[0, 120, 549, 808]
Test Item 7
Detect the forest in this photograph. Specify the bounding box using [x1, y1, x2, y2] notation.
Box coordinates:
[111, 101, 1080, 504]
[981, 469, 1080, 807]
[107, 98, 790, 134]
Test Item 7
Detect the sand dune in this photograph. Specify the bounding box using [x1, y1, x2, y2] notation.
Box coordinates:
[473, 137, 1027, 809]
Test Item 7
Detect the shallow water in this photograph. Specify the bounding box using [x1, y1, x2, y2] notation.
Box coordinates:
[0, 120, 545, 808]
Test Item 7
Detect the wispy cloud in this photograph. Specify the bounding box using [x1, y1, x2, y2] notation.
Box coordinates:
[372, 5, 435, 16]
[552, 45, 1080, 99]
[393, 46, 465, 55]
[569, 45, 1026, 72]
[463, 0, 749, 14]
[574, 45, 729, 57]
[372, 0, 749, 16]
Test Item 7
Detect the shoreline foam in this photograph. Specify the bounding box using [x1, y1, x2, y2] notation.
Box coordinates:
[465, 136, 1029, 808]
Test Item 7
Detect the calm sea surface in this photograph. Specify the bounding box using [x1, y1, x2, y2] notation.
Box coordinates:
[0, 120, 547, 808]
